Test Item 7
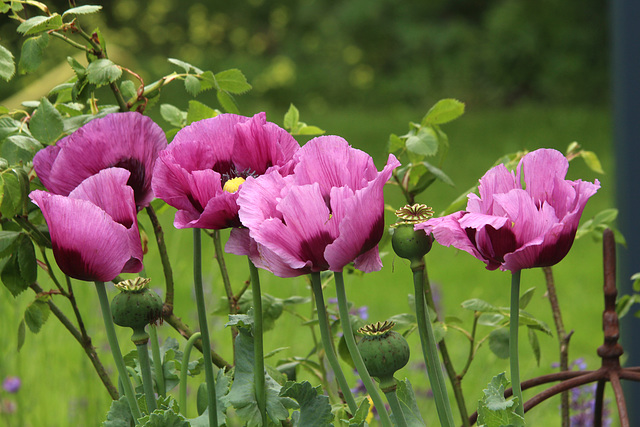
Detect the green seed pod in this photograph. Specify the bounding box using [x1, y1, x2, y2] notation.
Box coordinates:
[111, 277, 163, 342]
[357, 321, 410, 391]
[391, 204, 434, 261]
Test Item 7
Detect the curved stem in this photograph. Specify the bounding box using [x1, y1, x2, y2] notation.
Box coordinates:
[135, 340, 157, 412]
[310, 272, 358, 414]
[146, 206, 174, 308]
[248, 259, 267, 425]
[411, 259, 455, 427]
[510, 270, 524, 419]
[148, 325, 165, 397]
[94, 281, 142, 423]
[180, 332, 202, 415]
[192, 229, 218, 427]
[334, 272, 393, 427]
[384, 387, 408, 427]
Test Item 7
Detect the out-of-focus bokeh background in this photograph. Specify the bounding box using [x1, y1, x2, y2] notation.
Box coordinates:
[1, 1, 626, 426]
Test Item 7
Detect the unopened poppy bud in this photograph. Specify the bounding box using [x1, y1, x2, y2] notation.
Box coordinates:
[111, 277, 163, 344]
[357, 320, 410, 392]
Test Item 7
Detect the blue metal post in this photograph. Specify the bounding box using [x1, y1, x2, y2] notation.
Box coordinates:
[612, 0, 640, 424]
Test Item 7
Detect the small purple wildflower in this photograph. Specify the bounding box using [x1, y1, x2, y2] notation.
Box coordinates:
[2, 377, 20, 394]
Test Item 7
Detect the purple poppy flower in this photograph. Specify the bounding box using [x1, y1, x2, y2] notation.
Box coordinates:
[151, 112, 300, 229]
[29, 168, 144, 282]
[33, 112, 167, 209]
[416, 149, 600, 272]
[227, 136, 400, 277]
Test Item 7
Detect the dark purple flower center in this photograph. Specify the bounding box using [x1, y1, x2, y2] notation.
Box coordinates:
[53, 244, 97, 282]
[465, 223, 517, 265]
[299, 231, 334, 270]
[359, 214, 385, 256]
[113, 158, 147, 208]
[218, 162, 259, 188]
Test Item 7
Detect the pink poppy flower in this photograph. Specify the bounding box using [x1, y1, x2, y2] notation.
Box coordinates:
[33, 112, 167, 209]
[227, 136, 401, 277]
[151, 112, 299, 229]
[29, 168, 144, 282]
[416, 148, 600, 272]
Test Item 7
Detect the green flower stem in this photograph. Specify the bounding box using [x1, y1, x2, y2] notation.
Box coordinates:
[422, 265, 470, 427]
[510, 270, 525, 419]
[192, 229, 218, 427]
[146, 206, 175, 309]
[384, 387, 408, 427]
[94, 281, 142, 423]
[411, 259, 455, 427]
[310, 272, 358, 414]
[180, 332, 202, 415]
[135, 339, 158, 412]
[248, 259, 267, 425]
[148, 325, 165, 398]
[334, 272, 393, 427]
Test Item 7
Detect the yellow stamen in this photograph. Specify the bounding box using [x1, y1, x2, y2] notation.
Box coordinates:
[223, 177, 246, 193]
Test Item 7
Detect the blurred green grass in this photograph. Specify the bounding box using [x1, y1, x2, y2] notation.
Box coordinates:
[0, 102, 615, 426]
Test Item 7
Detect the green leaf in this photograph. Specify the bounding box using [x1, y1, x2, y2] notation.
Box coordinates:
[488, 328, 510, 359]
[24, 299, 50, 333]
[17, 14, 63, 35]
[517, 310, 552, 335]
[1, 170, 23, 218]
[477, 373, 524, 427]
[616, 294, 640, 319]
[29, 97, 64, 145]
[519, 287, 535, 309]
[394, 379, 427, 427]
[238, 291, 284, 331]
[226, 312, 254, 328]
[422, 99, 465, 126]
[86, 59, 122, 87]
[18, 33, 49, 74]
[0, 117, 23, 140]
[632, 272, 640, 293]
[167, 58, 203, 74]
[461, 298, 499, 313]
[0, 44, 15, 81]
[341, 397, 370, 426]
[214, 69, 252, 94]
[139, 408, 189, 427]
[388, 133, 405, 154]
[0, 231, 20, 258]
[184, 74, 201, 97]
[160, 104, 187, 129]
[477, 313, 505, 327]
[280, 381, 334, 427]
[103, 395, 133, 427]
[580, 150, 605, 174]
[420, 160, 455, 186]
[197, 71, 216, 92]
[120, 80, 137, 99]
[62, 5, 103, 17]
[67, 56, 86, 79]
[186, 100, 219, 124]
[220, 328, 297, 426]
[216, 90, 239, 114]
[284, 104, 300, 131]
[17, 318, 26, 351]
[406, 127, 438, 157]
[297, 125, 325, 135]
[527, 327, 541, 366]
[1, 135, 41, 164]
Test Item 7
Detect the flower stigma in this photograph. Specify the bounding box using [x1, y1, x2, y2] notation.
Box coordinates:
[223, 177, 246, 193]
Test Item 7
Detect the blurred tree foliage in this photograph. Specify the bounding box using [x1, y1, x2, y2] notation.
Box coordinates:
[0, 0, 609, 109]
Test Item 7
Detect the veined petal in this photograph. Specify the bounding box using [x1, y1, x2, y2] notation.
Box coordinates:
[470, 163, 518, 215]
[493, 189, 558, 246]
[517, 148, 569, 208]
[236, 172, 289, 232]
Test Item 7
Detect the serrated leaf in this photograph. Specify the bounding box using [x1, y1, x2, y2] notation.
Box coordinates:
[103, 395, 133, 427]
[519, 287, 535, 309]
[17, 319, 26, 351]
[280, 381, 334, 427]
[62, 5, 102, 17]
[580, 150, 605, 174]
[18, 33, 49, 74]
[225, 313, 254, 328]
[120, 80, 137, 99]
[406, 127, 438, 156]
[284, 104, 300, 130]
[167, 58, 203, 74]
[341, 397, 370, 426]
[488, 328, 510, 359]
[67, 56, 86, 79]
[422, 99, 465, 126]
[0, 117, 23, 140]
[0, 231, 20, 258]
[197, 70, 217, 92]
[2, 135, 42, 164]
[24, 299, 50, 333]
[29, 97, 64, 145]
[477, 373, 525, 427]
[17, 14, 63, 35]
[16, 233, 36, 284]
[388, 133, 405, 154]
[238, 291, 284, 331]
[215, 69, 252, 94]
[527, 327, 541, 366]
[139, 408, 189, 427]
[216, 90, 239, 114]
[186, 100, 219, 124]
[394, 379, 426, 427]
[0, 44, 15, 81]
[1, 171, 22, 218]
[86, 59, 122, 87]
[160, 104, 186, 128]
[184, 74, 201, 96]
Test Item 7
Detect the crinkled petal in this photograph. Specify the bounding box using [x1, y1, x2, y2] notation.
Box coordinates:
[493, 189, 558, 246]
[29, 191, 143, 282]
[469, 163, 518, 215]
[517, 148, 569, 208]
[236, 173, 289, 232]
[34, 112, 167, 208]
